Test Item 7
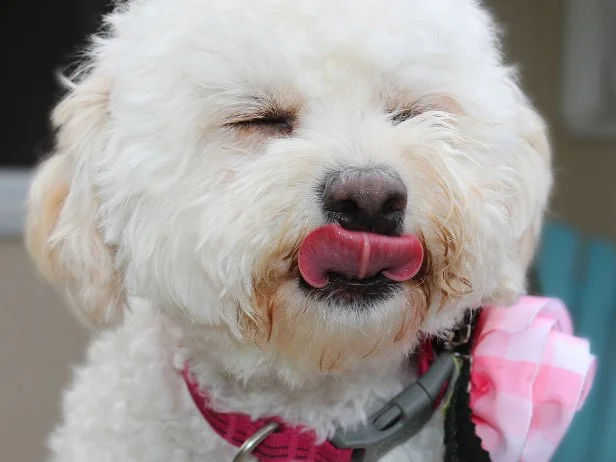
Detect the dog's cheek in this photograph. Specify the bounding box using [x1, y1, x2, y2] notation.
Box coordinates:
[398, 144, 486, 308]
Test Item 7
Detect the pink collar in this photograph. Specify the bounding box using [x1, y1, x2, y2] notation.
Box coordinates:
[182, 366, 354, 462]
[181, 340, 439, 462]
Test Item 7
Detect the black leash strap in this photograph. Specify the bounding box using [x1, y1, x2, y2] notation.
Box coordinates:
[332, 309, 492, 462]
[438, 311, 492, 462]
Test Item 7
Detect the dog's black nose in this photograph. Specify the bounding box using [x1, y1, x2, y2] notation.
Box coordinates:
[321, 169, 407, 235]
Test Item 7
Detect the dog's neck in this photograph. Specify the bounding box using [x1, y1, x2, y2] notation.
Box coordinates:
[171, 314, 416, 440]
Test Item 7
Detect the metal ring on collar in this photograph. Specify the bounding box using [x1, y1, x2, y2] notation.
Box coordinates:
[232, 421, 280, 462]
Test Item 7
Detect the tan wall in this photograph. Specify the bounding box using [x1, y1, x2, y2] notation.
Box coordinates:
[491, 0, 616, 240]
[1, 1, 615, 461]
[0, 240, 87, 461]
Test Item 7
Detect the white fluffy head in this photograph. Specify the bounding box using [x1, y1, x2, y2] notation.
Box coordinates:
[27, 0, 551, 378]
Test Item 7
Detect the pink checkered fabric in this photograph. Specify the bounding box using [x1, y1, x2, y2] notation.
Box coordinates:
[470, 296, 596, 462]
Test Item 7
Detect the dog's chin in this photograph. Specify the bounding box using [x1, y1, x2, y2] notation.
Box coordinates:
[243, 272, 429, 374]
[298, 273, 401, 308]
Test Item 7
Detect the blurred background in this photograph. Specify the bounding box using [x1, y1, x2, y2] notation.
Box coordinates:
[1, 0, 614, 460]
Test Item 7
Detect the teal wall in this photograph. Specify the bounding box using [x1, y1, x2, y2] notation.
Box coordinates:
[534, 221, 616, 461]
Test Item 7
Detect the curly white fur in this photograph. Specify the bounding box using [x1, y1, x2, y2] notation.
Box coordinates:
[25, 0, 552, 461]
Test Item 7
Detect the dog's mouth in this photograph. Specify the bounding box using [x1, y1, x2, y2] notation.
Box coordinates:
[297, 224, 424, 305]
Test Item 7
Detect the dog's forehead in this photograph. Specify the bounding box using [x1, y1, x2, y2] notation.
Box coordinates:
[110, 0, 498, 94]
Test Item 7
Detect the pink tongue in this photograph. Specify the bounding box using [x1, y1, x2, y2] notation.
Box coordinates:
[298, 224, 424, 289]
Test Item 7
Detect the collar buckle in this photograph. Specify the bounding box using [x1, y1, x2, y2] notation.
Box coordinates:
[331, 353, 456, 462]
[232, 422, 280, 462]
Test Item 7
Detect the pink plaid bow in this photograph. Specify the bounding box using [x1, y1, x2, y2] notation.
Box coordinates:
[470, 296, 596, 462]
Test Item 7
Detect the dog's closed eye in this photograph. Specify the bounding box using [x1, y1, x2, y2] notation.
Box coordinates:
[390, 106, 424, 125]
[388, 96, 461, 125]
[227, 112, 295, 137]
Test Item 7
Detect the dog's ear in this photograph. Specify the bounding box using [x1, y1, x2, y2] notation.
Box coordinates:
[26, 73, 125, 328]
[488, 102, 553, 304]
[516, 105, 552, 271]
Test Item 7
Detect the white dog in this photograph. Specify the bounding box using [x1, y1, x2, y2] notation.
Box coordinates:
[26, 0, 552, 460]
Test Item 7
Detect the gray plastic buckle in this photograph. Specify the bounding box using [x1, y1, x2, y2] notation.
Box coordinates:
[331, 352, 456, 462]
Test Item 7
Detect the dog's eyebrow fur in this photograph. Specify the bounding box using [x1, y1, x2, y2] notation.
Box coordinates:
[228, 97, 296, 122]
[222, 86, 303, 123]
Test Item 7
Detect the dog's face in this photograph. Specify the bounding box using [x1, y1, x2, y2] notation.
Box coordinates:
[27, 0, 552, 375]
